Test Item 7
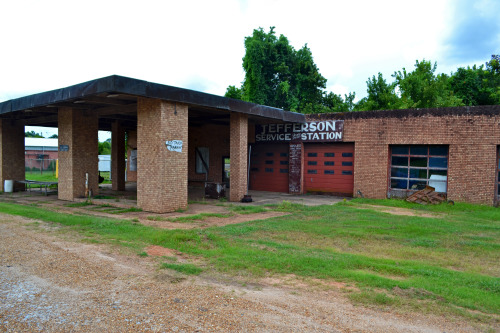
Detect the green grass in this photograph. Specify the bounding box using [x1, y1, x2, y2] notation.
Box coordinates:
[24, 172, 57, 182]
[228, 205, 268, 214]
[161, 263, 203, 275]
[0, 199, 499, 322]
[168, 213, 232, 223]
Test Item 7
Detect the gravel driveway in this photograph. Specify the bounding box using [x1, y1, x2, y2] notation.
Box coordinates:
[0, 214, 479, 332]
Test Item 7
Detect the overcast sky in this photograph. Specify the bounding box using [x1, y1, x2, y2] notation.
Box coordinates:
[1, 0, 499, 139]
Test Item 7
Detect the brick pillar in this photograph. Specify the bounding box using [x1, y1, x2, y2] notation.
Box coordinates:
[111, 121, 126, 191]
[58, 108, 99, 200]
[0, 119, 25, 192]
[229, 112, 248, 202]
[137, 98, 188, 213]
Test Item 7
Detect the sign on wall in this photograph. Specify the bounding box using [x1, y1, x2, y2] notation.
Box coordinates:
[255, 120, 344, 143]
[165, 140, 183, 152]
[289, 143, 302, 194]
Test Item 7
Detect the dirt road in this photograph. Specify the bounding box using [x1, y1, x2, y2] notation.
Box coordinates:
[0, 214, 479, 332]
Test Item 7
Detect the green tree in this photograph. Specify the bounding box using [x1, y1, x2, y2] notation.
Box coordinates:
[224, 85, 243, 100]
[49, 134, 58, 139]
[356, 73, 400, 111]
[226, 27, 351, 113]
[392, 60, 463, 108]
[25, 130, 44, 138]
[98, 141, 111, 155]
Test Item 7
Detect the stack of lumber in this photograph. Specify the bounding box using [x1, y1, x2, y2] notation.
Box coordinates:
[406, 186, 446, 205]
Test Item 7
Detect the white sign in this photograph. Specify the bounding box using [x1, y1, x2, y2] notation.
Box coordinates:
[165, 140, 183, 152]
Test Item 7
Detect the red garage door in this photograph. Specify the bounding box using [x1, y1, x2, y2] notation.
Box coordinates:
[249, 144, 289, 193]
[304, 143, 355, 196]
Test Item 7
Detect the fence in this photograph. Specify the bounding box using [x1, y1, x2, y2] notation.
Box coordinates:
[25, 158, 57, 175]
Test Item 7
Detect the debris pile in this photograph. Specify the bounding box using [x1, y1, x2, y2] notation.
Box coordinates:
[406, 186, 446, 205]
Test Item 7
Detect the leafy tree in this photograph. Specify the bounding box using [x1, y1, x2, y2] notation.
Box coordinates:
[224, 85, 243, 100]
[392, 60, 463, 108]
[25, 130, 44, 138]
[49, 134, 58, 139]
[227, 27, 352, 113]
[98, 141, 111, 155]
[356, 73, 400, 111]
[448, 55, 500, 106]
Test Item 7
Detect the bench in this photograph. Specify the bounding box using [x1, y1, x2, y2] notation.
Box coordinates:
[17, 180, 58, 196]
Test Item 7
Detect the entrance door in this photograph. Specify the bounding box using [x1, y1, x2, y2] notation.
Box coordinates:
[249, 144, 289, 193]
[304, 143, 354, 196]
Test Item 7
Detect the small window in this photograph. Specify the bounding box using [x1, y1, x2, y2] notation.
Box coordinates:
[265, 160, 274, 165]
[392, 156, 408, 166]
[342, 161, 353, 166]
[280, 161, 289, 165]
[250, 167, 259, 172]
[308, 161, 317, 166]
[195, 147, 209, 174]
[391, 146, 409, 155]
[324, 153, 335, 157]
[266, 152, 274, 157]
[265, 168, 273, 173]
[324, 161, 334, 166]
[342, 170, 353, 175]
[280, 169, 289, 173]
[410, 157, 427, 167]
[429, 146, 448, 156]
[342, 152, 353, 157]
[410, 145, 428, 155]
[308, 153, 317, 157]
[307, 170, 317, 174]
[324, 170, 335, 175]
[280, 152, 288, 157]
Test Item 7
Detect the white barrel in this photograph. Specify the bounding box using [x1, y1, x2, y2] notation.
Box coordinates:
[4, 180, 14, 193]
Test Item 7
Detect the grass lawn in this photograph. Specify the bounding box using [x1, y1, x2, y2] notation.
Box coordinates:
[24, 171, 112, 184]
[0, 198, 498, 324]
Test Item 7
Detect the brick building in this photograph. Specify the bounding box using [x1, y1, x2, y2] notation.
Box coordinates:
[24, 137, 58, 171]
[1, 76, 499, 210]
[250, 107, 500, 206]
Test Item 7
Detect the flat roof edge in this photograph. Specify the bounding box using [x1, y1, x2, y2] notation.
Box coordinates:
[306, 105, 500, 121]
[0, 75, 306, 123]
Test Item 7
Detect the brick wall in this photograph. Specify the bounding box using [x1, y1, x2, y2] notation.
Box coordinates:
[309, 106, 500, 205]
[58, 108, 99, 200]
[111, 121, 126, 191]
[126, 130, 137, 182]
[0, 119, 25, 192]
[229, 112, 248, 201]
[188, 123, 230, 185]
[137, 98, 188, 213]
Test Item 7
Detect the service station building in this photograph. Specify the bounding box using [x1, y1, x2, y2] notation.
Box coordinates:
[1, 76, 499, 211]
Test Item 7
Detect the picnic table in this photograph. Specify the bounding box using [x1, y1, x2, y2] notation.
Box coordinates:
[17, 180, 58, 196]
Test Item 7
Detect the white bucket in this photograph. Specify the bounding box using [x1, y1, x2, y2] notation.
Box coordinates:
[4, 180, 14, 193]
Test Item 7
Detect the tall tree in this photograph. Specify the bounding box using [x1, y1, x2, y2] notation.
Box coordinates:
[392, 60, 463, 109]
[226, 27, 352, 113]
[356, 73, 400, 111]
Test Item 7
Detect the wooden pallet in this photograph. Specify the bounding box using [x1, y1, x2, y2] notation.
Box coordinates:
[406, 186, 446, 205]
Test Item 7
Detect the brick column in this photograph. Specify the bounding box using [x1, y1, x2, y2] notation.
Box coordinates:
[137, 98, 188, 213]
[229, 112, 248, 201]
[58, 108, 99, 200]
[0, 119, 25, 192]
[111, 121, 126, 191]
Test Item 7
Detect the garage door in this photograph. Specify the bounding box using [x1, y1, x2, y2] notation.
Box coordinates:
[304, 143, 354, 196]
[249, 144, 289, 193]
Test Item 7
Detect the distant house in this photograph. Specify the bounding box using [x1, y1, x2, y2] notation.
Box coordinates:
[25, 138, 58, 171]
